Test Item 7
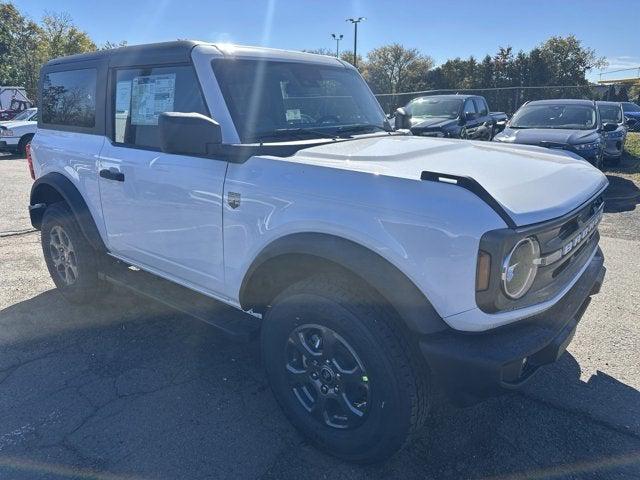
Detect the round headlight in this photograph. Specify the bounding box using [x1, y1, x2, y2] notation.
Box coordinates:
[501, 237, 540, 299]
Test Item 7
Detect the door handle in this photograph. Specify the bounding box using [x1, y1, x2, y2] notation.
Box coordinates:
[99, 168, 125, 182]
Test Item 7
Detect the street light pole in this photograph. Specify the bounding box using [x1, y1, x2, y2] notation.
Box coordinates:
[331, 33, 343, 58]
[346, 17, 365, 68]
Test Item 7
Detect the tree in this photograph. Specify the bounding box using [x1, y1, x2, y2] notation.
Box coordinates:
[38, 12, 95, 59]
[302, 48, 334, 57]
[0, 4, 103, 100]
[537, 35, 607, 86]
[0, 2, 39, 93]
[339, 50, 364, 68]
[363, 44, 433, 94]
[101, 40, 127, 50]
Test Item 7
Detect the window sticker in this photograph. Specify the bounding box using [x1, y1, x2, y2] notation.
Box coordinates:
[286, 109, 301, 121]
[115, 81, 131, 113]
[130, 73, 176, 125]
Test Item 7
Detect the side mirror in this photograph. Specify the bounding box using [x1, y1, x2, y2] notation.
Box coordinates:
[602, 122, 618, 132]
[394, 107, 410, 130]
[464, 112, 476, 121]
[159, 112, 222, 155]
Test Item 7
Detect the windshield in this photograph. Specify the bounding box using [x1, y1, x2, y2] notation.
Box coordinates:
[622, 102, 640, 113]
[510, 104, 597, 130]
[11, 109, 34, 121]
[212, 59, 388, 142]
[598, 105, 623, 124]
[406, 97, 462, 119]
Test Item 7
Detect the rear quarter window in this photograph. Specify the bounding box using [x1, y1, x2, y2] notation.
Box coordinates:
[41, 69, 97, 128]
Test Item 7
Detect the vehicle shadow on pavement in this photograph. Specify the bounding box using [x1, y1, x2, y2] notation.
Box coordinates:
[604, 175, 640, 213]
[0, 289, 639, 480]
[0, 153, 23, 161]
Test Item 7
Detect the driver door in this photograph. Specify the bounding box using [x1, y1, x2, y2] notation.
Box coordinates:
[98, 64, 228, 294]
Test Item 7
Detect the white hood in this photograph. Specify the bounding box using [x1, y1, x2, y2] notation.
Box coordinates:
[291, 135, 608, 226]
[0, 119, 35, 130]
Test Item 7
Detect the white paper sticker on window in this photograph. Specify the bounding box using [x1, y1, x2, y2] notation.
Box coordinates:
[286, 109, 301, 121]
[131, 73, 176, 125]
[115, 81, 131, 113]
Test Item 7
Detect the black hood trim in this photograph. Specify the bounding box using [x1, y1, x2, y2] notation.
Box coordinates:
[421, 171, 516, 228]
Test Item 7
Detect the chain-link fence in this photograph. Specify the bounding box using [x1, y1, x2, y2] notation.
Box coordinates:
[374, 84, 638, 116]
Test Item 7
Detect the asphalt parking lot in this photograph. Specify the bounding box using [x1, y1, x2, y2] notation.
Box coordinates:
[0, 152, 639, 479]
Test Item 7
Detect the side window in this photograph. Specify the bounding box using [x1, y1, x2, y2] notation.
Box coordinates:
[463, 98, 477, 117]
[113, 65, 208, 149]
[474, 98, 488, 116]
[42, 69, 97, 128]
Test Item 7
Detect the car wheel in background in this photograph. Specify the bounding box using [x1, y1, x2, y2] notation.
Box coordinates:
[261, 274, 431, 463]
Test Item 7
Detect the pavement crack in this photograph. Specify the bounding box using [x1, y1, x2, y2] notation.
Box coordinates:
[0, 228, 37, 238]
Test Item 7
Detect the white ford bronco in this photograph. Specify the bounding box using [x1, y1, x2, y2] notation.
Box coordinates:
[29, 41, 607, 462]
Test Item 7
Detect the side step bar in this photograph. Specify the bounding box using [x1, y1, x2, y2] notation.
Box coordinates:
[99, 259, 260, 342]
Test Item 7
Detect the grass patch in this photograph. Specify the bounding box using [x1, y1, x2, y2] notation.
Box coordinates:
[604, 132, 640, 183]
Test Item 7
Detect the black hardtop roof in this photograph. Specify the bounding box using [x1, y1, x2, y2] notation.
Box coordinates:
[527, 98, 596, 107]
[43, 40, 201, 69]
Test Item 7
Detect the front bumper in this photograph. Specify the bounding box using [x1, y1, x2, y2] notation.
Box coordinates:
[419, 247, 605, 406]
[0, 138, 19, 151]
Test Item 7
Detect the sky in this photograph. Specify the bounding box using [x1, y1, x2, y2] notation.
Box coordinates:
[14, 0, 640, 82]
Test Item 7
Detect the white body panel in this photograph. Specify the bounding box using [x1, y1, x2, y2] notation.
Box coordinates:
[30, 42, 608, 333]
[97, 142, 228, 295]
[30, 129, 106, 240]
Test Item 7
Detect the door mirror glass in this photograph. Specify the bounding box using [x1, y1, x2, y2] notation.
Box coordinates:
[158, 112, 222, 155]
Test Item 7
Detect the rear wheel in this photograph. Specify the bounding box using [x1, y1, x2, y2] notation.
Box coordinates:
[41, 202, 108, 304]
[17, 134, 33, 156]
[261, 275, 430, 463]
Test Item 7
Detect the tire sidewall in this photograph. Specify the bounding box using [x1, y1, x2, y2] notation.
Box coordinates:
[262, 289, 413, 461]
[41, 203, 101, 303]
[18, 134, 33, 156]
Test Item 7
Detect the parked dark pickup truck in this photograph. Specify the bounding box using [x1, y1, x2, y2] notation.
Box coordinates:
[394, 94, 508, 140]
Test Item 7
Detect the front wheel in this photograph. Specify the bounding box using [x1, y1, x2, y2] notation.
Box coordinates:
[261, 275, 430, 463]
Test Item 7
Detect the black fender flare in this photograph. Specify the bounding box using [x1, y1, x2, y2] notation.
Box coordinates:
[29, 172, 106, 252]
[239, 232, 448, 335]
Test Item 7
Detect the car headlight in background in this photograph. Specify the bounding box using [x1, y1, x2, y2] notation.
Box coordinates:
[501, 237, 540, 299]
[0, 129, 14, 137]
[605, 130, 624, 139]
[574, 141, 600, 151]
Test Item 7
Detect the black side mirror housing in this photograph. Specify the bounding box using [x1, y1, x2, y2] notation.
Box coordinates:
[602, 122, 618, 132]
[394, 107, 410, 130]
[159, 112, 222, 155]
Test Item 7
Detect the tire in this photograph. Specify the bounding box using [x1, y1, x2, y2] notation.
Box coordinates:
[17, 134, 33, 156]
[606, 155, 622, 166]
[261, 274, 430, 463]
[41, 202, 108, 304]
[459, 127, 468, 140]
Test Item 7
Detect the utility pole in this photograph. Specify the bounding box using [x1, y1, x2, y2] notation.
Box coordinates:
[331, 33, 343, 58]
[346, 17, 365, 68]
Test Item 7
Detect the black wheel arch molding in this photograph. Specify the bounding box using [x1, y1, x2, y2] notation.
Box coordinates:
[239, 232, 448, 335]
[29, 172, 106, 252]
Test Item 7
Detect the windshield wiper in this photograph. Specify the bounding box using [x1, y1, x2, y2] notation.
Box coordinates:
[335, 124, 391, 135]
[251, 128, 338, 142]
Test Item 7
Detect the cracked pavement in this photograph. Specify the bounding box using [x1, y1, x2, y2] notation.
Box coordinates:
[0, 153, 639, 479]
